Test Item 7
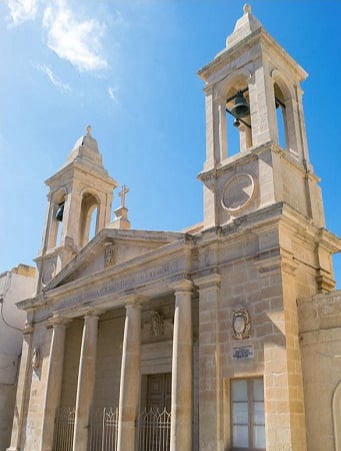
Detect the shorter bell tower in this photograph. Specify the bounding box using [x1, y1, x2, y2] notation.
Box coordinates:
[35, 126, 118, 292]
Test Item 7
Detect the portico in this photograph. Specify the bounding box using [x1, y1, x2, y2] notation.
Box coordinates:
[15, 233, 197, 451]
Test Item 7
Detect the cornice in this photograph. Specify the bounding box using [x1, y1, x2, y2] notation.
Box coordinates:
[198, 142, 316, 185]
[45, 160, 118, 189]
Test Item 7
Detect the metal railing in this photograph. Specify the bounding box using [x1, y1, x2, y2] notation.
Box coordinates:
[138, 407, 171, 451]
[53, 405, 170, 451]
[88, 406, 119, 451]
[52, 406, 75, 451]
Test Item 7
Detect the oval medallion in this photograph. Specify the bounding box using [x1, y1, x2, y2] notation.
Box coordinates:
[222, 173, 254, 212]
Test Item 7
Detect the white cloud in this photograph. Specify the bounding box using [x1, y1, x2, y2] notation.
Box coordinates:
[43, 0, 109, 72]
[36, 63, 71, 93]
[7, 0, 39, 25]
[108, 86, 119, 103]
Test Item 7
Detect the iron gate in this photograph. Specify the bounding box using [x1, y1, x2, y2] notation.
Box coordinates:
[88, 406, 119, 451]
[52, 406, 75, 451]
[138, 407, 171, 451]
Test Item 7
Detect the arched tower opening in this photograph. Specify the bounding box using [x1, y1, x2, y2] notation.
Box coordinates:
[226, 84, 252, 156]
[274, 83, 288, 149]
[47, 189, 67, 250]
[79, 192, 100, 247]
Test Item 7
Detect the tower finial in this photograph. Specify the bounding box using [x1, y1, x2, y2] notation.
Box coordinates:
[86, 125, 92, 136]
[243, 4, 251, 14]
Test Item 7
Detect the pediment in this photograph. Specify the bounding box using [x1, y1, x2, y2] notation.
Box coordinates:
[45, 228, 186, 291]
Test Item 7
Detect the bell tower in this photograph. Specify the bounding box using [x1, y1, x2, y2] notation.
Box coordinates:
[35, 126, 118, 292]
[198, 4, 324, 232]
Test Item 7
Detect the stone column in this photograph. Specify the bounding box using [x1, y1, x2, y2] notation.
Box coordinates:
[170, 279, 193, 451]
[117, 302, 141, 451]
[40, 315, 67, 451]
[194, 273, 223, 451]
[73, 313, 99, 451]
[7, 321, 33, 451]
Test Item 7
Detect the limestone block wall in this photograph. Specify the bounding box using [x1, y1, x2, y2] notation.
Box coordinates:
[196, 217, 318, 450]
[218, 254, 291, 449]
[93, 313, 125, 408]
[60, 319, 83, 407]
[22, 323, 51, 451]
[298, 291, 341, 451]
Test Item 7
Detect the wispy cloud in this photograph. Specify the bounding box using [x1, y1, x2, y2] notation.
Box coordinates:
[8, 0, 39, 25]
[7, 0, 110, 72]
[43, 0, 109, 72]
[36, 63, 71, 93]
[108, 86, 119, 104]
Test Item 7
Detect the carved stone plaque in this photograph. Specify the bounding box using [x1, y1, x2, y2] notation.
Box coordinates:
[232, 344, 254, 360]
[222, 173, 254, 212]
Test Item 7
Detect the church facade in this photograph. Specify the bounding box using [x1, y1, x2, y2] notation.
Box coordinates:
[8, 6, 341, 451]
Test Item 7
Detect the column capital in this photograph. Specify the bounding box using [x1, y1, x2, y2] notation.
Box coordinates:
[193, 271, 221, 290]
[170, 278, 193, 294]
[23, 320, 34, 335]
[125, 302, 142, 313]
[45, 313, 70, 329]
[122, 292, 145, 307]
[83, 308, 104, 319]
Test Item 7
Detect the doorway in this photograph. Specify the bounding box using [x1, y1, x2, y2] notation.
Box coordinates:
[138, 373, 172, 451]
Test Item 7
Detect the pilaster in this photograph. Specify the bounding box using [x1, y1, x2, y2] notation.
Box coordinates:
[40, 315, 68, 451]
[193, 273, 223, 451]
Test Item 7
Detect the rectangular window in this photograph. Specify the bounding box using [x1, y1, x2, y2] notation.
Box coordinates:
[231, 378, 265, 450]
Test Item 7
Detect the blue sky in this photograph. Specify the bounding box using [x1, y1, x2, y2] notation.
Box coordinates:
[1, 0, 341, 286]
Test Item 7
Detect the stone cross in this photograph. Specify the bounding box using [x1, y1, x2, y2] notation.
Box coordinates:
[119, 185, 129, 208]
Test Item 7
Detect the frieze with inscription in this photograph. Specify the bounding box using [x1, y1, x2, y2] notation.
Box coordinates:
[54, 260, 180, 311]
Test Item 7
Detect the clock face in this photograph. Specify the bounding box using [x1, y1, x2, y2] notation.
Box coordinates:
[222, 173, 255, 212]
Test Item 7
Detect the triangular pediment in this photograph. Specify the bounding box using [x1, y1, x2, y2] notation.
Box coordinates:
[45, 228, 186, 291]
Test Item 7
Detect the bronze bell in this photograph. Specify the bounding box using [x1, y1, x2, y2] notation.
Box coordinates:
[233, 117, 241, 128]
[55, 202, 64, 222]
[230, 91, 250, 118]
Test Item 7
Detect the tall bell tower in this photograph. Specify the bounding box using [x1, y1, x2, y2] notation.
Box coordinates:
[198, 4, 324, 233]
[35, 127, 118, 292]
[196, 7, 341, 451]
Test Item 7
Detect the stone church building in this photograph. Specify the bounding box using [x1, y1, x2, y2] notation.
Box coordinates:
[8, 5, 341, 451]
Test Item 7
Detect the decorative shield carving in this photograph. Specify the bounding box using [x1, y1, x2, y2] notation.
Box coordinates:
[232, 307, 251, 340]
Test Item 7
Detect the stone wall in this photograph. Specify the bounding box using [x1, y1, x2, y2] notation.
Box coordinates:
[0, 266, 36, 451]
[93, 313, 125, 408]
[60, 319, 83, 407]
[298, 290, 341, 451]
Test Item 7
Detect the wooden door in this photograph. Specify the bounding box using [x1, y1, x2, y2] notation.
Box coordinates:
[146, 373, 171, 411]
